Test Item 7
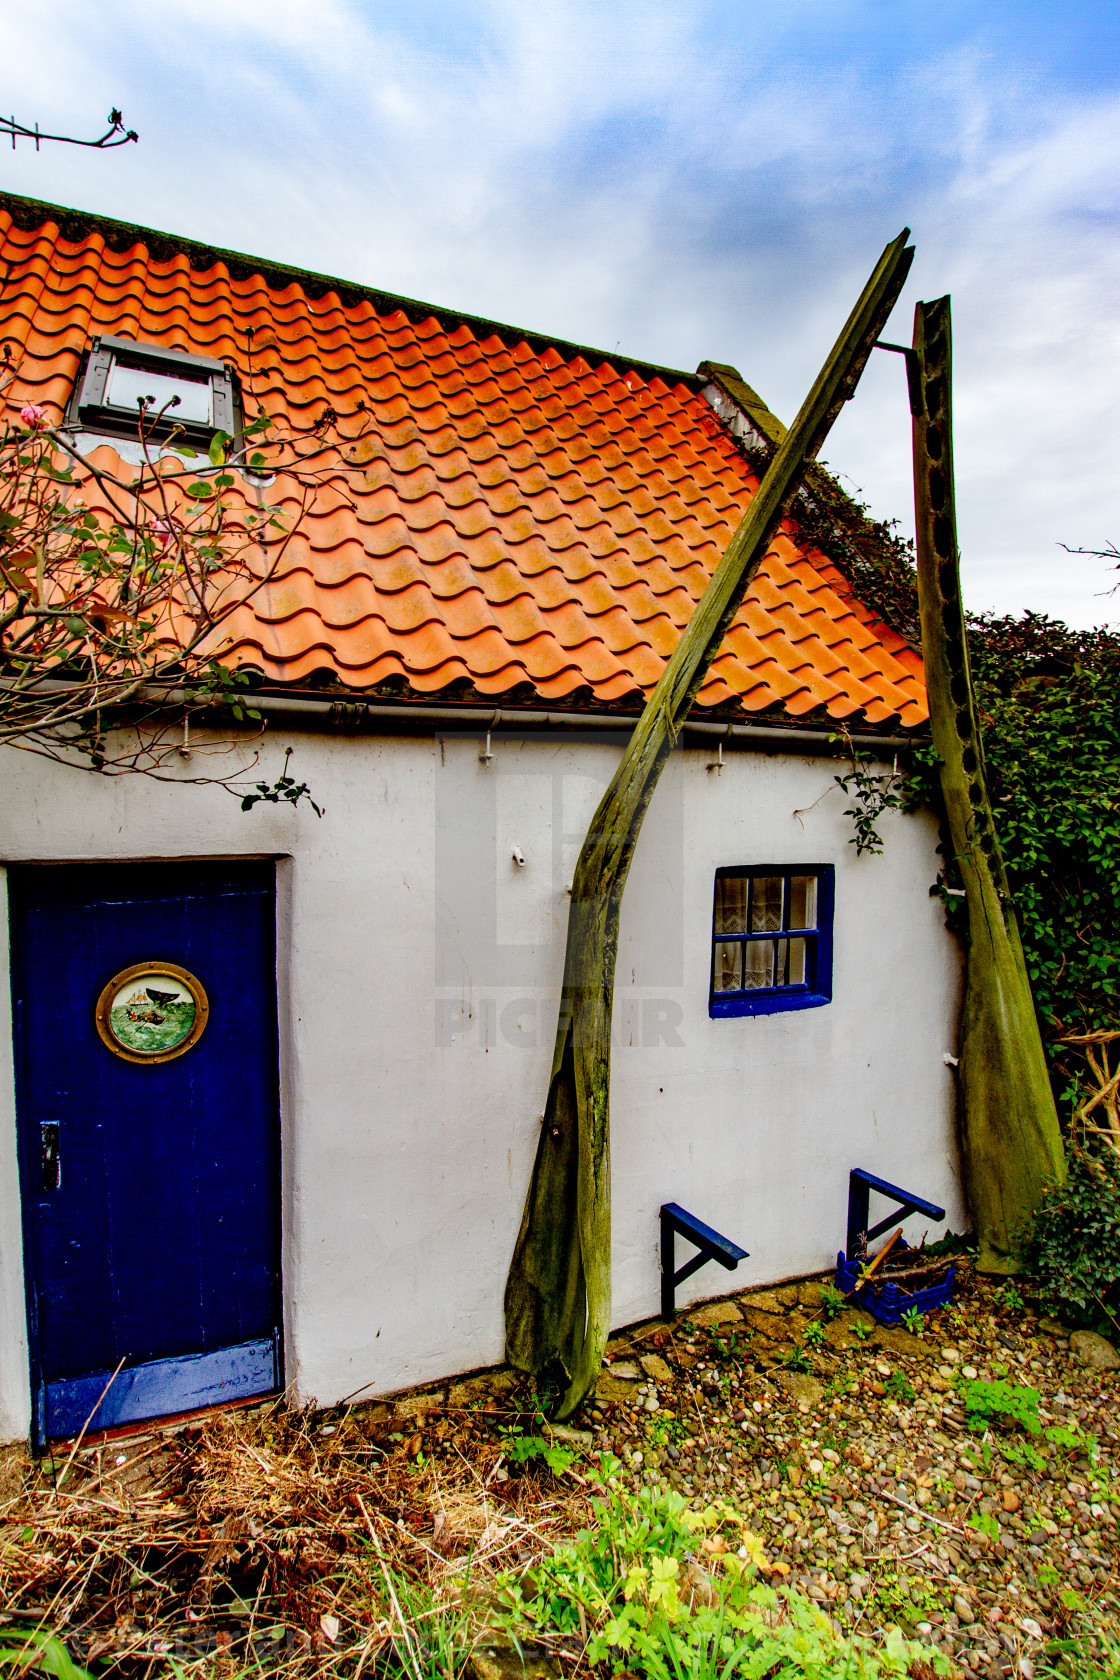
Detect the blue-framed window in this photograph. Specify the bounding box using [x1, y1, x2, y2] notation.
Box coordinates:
[709, 865, 834, 1018]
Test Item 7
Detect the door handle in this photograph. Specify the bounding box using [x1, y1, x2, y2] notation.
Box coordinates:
[39, 1123, 60, 1192]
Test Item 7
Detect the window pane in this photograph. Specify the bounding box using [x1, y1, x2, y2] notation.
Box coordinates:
[108, 360, 212, 424]
[713, 941, 743, 993]
[787, 936, 807, 985]
[788, 874, 817, 930]
[714, 876, 748, 936]
[750, 876, 783, 933]
[742, 940, 775, 990]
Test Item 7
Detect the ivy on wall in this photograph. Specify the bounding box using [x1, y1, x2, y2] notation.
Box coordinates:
[902, 609, 1120, 1115]
[966, 612, 1120, 1099]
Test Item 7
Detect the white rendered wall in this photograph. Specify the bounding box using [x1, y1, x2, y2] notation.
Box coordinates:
[0, 729, 963, 1439]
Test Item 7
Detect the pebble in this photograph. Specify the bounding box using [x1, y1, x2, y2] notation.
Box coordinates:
[640, 1354, 674, 1384]
[565, 1268, 1118, 1656]
[1069, 1330, 1120, 1370]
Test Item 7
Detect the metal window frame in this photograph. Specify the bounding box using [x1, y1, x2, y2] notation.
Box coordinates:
[73, 334, 236, 447]
[709, 863, 834, 1018]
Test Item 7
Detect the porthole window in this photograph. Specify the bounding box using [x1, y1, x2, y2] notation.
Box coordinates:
[95, 962, 209, 1064]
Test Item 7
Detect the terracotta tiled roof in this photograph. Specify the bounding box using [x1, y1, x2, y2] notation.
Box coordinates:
[0, 197, 927, 728]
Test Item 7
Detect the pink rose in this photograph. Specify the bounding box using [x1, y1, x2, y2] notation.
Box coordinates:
[150, 518, 177, 551]
[19, 404, 46, 428]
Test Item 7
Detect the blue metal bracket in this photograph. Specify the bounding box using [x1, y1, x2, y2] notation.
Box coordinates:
[660, 1203, 748, 1320]
[846, 1168, 945, 1260]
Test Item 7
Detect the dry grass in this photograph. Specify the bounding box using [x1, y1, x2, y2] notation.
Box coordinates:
[0, 1386, 580, 1679]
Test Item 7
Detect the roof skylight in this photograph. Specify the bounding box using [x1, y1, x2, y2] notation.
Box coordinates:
[72, 333, 235, 448]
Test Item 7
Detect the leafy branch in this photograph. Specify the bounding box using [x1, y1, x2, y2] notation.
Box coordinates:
[0, 336, 375, 795]
[829, 733, 905, 856]
[240, 748, 323, 817]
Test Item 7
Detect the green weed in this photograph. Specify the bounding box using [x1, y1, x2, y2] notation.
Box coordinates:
[825, 1371, 858, 1401]
[1035, 1633, 1120, 1680]
[503, 1432, 578, 1476]
[495, 1468, 952, 1679]
[1045, 1421, 1098, 1462]
[958, 1376, 1042, 1434]
[647, 1410, 688, 1448]
[819, 1284, 847, 1322]
[710, 1332, 743, 1363]
[998, 1435, 1047, 1473]
[0, 1629, 92, 1680]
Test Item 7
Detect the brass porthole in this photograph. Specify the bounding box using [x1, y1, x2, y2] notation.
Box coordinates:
[95, 962, 209, 1064]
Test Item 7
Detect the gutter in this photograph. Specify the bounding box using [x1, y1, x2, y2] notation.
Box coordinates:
[224, 691, 926, 754]
[1, 677, 925, 751]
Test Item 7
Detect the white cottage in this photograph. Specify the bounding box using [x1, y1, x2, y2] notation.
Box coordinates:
[0, 194, 964, 1447]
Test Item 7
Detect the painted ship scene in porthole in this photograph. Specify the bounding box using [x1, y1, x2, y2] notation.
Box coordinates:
[109, 977, 197, 1055]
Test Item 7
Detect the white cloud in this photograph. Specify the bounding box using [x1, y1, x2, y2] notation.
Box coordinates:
[1, 0, 1117, 624]
[822, 76, 1120, 625]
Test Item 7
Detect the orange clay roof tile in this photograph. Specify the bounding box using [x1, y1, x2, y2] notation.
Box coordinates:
[0, 199, 928, 728]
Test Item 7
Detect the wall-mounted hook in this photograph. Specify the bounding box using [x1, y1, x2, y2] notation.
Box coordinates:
[479, 708, 501, 765]
[707, 723, 732, 775]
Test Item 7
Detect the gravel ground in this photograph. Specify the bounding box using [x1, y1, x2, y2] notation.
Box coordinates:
[2, 1260, 1114, 1679]
[573, 1261, 1118, 1676]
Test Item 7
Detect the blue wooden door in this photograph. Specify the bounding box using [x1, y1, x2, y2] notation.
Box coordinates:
[9, 861, 281, 1448]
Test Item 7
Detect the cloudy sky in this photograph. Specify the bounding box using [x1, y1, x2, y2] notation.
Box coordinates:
[3, 0, 1119, 626]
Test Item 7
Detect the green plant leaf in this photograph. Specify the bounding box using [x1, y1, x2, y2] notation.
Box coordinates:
[959, 1376, 1041, 1435]
[0, 1629, 94, 1680]
[208, 429, 232, 467]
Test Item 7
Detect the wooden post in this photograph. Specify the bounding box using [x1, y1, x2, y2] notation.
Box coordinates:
[503, 231, 916, 1418]
[911, 296, 1065, 1272]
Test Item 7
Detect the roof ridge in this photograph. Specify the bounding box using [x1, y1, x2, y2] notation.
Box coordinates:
[0, 191, 702, 394]
[697, 360, 788, 447]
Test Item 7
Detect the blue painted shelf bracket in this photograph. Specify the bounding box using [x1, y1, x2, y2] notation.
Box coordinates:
[846, 1168, 945, 1260]
[660, 1203, 748, 1320]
